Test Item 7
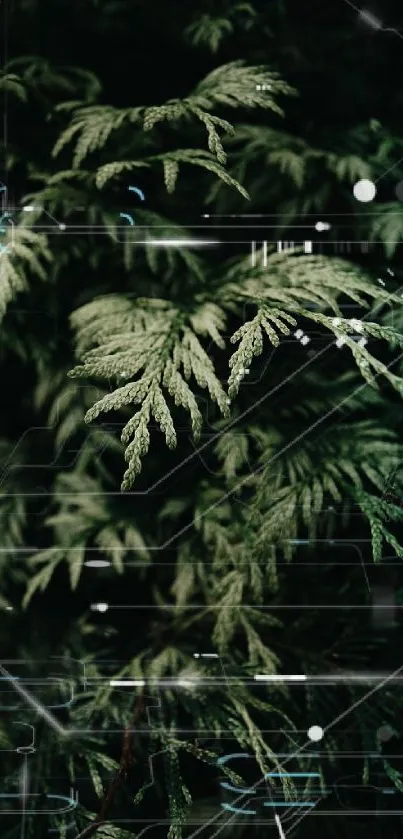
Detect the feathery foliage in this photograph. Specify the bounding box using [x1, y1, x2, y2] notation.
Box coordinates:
[2, 2, 403, 838]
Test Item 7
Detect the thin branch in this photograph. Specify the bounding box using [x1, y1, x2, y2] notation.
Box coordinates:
[72, 688, 146, 839]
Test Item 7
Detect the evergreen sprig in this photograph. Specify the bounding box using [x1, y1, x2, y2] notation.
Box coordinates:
[68, 296, 229, 489]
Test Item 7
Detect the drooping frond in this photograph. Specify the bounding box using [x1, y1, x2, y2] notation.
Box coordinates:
[52, 61, 294, 168]
[184, 4, 256, 52]
[355, 488, 403, 562]
[23, 471, 150, 605]
[68, 296, 229, 488]
[218, 249, 403, 394]
[6, 57, 102, 100]
[0, 224, 51, 322]
[95, 148, 249, 198]
[368, 203, 403, 258]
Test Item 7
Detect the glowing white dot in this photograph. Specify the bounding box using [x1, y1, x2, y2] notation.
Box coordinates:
[307, 725, 324, 741]
[350, 319, 364, 332]
[93, 602, 109, 612]
[300, 335, 310, 346]
[315, 221, 331, 232]
[85, 560, 111, 568]
[353, 179, 376, 203]
[59, 224, 66, 230]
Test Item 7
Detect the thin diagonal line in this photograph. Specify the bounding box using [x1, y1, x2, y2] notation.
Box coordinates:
[161, 348, 403, 549]
[0, 663, 68, 736]
[186, 659, 403, 838]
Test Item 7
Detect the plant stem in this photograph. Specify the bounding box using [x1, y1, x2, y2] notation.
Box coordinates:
[72, 688, 146, 839]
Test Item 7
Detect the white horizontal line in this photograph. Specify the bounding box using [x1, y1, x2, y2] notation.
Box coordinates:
[193, 653, 219, 658]
[254, 675, 307, 682]
[145, 239, 220, 246]
[109, 680, 145, 687]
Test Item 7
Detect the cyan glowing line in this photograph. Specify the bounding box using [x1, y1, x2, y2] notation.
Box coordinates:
[220, 782, 256, 794]
[263, 802, 316, 807]
[119, 213, 134, 225]
[220, 803, 256, 815]
[128, 186, 145, 201]
[217, 753, 251, 766]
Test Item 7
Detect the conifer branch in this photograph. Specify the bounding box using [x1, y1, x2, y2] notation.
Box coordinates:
[72, 689, 146, 839]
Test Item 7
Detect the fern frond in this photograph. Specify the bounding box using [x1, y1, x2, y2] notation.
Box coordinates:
[22, 472, 150, 603]
[55, 62, 292, 171]
[191, 61, 295, 113]
[368, 203, 403, 258]
[228, 307, 296, 396]
[185, 4, 256, 52]
[220, 250, 403, 394]
[95, 159, 151, 188]
[52, 105, 143, 166]
[0, 225, 51, 322]
[356, 488, 403, 562]
[184, 15, 233, 53]
[150, 149, 249, 198]
[68, 296, 229, 489]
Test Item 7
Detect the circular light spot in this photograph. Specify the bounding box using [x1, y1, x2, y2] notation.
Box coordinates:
[307, 725, 324, 742]
[59, 224, 66, 230]
[395, 181, 403, 201]
[85, 560, 111, 568]
[353, 179, 376, 203]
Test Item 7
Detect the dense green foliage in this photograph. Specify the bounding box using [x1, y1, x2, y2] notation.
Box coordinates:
[1, 0, 403, 837]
